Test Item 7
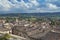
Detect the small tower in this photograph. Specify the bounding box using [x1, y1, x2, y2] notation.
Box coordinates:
[3, 20, 6, 23]
[16, 17, 19, 23]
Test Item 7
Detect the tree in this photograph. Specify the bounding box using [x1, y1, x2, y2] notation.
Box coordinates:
[0, 33, 11, 40]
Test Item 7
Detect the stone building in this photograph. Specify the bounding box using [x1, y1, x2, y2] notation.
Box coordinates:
[12, 22, 51, 39]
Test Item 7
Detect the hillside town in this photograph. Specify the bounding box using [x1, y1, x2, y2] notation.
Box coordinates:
[0, 17, 60, 40]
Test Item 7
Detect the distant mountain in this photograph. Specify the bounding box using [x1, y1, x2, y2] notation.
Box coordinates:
[0, 12, 60, 17]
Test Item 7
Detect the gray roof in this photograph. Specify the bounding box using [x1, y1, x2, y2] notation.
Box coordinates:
[0, 25, 10, 31]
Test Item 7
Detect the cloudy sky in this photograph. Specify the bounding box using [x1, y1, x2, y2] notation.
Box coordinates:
[0, 0, 60, 13]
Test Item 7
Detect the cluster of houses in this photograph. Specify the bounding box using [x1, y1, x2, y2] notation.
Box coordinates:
[0, 18, 60, 39]
[12, 19, 52, 39]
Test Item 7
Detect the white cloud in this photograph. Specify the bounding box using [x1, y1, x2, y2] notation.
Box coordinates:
[0, 0, 12, 10]
[18, 0, 32, 9]
[29, 0, 39, 6]
[19, 0, 39, 8]
[0, 0, 27, 10]
[0, 0, 60, 13]
[47, 3, 58, 9]
[0, 0, 39, 9]
[45, 0, 58, 2]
